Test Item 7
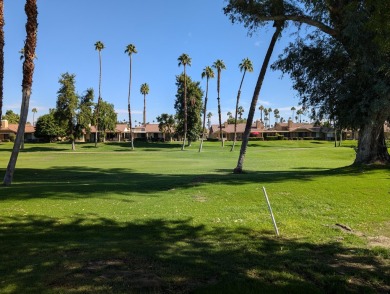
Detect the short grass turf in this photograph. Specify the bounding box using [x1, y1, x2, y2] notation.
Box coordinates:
[0, 140, 389, 293]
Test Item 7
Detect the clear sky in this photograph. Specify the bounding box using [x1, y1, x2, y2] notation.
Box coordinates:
[4, 0, 305, 126]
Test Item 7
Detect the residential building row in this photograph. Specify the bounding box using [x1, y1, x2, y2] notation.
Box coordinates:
[1, 119, 389, 143]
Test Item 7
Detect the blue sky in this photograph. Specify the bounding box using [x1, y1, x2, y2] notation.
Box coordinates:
[4, 0, 305, 125]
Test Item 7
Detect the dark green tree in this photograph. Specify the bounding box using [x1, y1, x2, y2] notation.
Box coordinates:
[93, 100, 117, 142]
[225, 0, 390, 165]
[174, 74, 203, 145]
[2, 110, 20, 123]
[77, 88, 94, 136]
[34, 110, 66, 142]
[54, 73, 79, 150]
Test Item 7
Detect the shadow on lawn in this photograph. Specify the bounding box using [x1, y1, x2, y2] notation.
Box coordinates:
[0, 165, 384, 201]
[0, 215, 388, 293]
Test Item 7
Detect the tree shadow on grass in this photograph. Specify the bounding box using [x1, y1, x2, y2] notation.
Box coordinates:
[0, 215, 388, 293]
[0, 165, 386, 201]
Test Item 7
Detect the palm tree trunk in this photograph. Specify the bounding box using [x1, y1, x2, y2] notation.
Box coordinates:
[234, 24, 282, 174]
[217, 69, 224, 147]
[3, 0, 37, 186]
[143, 93, 146, 125]
[231, 70, 246, 151]
[0, 0, 4, 128]
[199, 77, 209, 152]
[181, 67, 187, 150]
[95, 51, 102, 147]
[128, 54, 134, 150]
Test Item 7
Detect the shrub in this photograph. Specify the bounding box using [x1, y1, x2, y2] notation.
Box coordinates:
[248, 137, 264, 141]
[266, 136, 278, 141]
[303, 137, 314, 140]
[9, 133, 16, 142]
[207, 138, 219, 142]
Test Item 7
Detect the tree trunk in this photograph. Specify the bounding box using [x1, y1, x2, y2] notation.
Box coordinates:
[95, 49, 102, 148]
[354, 120, 390, 165]
[3, 90, 30, 185]
[128, 55, 134, 150]
[181, 68, 187, 150]
[199, 77, 209, 152]
[234, 24, 282, 174]
[3, 0, 37, 186]
[71, 139, 76, 151]
[231, 71, 246, 151]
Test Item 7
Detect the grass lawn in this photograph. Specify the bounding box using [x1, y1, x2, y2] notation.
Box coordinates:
[0, 140, 389, 293]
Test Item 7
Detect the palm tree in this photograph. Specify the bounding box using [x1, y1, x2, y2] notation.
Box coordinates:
[178, 53, 191, 150]
[259, 105, 264, 122]
[4, 0, 38, 185]
[273, 108, 279, 124]
[207, 112, 212, 129]
[32, 107, 37, 126]
[231, 58, 253, 151]
[297, 109, 303, 123]
[291, 106, 296, 121]
[234, 21, 283, 173]
[212, 59, 226, 147]
[124, 43, 137, 149]
[263, 108, 269, 128]
[268, 107, 273, 127]
[0, 1, 3, 128]
[94, 40, 104, 147]
[199, 66, 214, 152]
[237, 106, 245, 120]
[140, 83, 149, 126]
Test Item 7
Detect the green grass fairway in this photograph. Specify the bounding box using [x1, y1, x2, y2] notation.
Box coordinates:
[0, 140, 389, 293]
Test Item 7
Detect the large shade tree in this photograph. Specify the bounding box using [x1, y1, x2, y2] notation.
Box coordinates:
[199, 65, 214, 152]
[231, 58, 253, 151]
[125, 43, 137, 149]
[177, 53, 192, 150]
[225, 0, 390, 165]
[94, 40, 104, 147]
[4, 0, 38, 185]
[212, 59, 226, 147]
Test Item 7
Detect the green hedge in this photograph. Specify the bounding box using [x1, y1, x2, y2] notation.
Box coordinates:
[248, 137, 264, 141]
[207, 138, 219, 142]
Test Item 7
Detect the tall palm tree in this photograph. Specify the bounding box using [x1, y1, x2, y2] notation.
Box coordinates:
[32, 107, 37, 126]
[94, 41, 104, 147]
[231, 58, 253, 151]
[273, 108, 279, 124]
[199, 66, 214, 152]
[234, 22, 283, 173]
[296, 109, 303, 123]
[125, 43, 137, 149]
[178, 53, 191, 150]
[291, 106, 296, 121]
[259, 105, 264, 122]
[263, 108, 269, 128]
[4, 0, 38, 186]
[140, 83, 149, 125]
[268, 107, 273, 126]
[212, 59, 226, 147]
[237, 106, 245, 119]
[207, 112, 212, 129]
[0, 0, 3, 129]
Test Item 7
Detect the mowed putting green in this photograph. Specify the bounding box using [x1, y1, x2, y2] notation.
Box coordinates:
[0, 140, 389, 293]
